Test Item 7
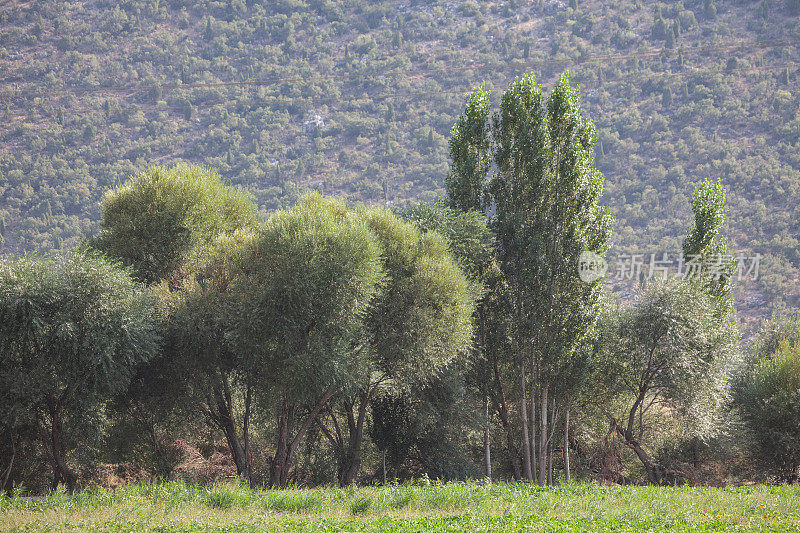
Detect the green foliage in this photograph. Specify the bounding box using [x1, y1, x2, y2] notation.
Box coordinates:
[225, 193, 384, 401]
[606, 281, 732, 426]
[0, 251, 160, 491]
[360, 206, 475, 383]
[93, 164, 259, 284]
[601, 279, 736, 483]
[1, 0, 799, 317]
[682, 180, 736, 317]
[399, 202, 494, 282]
[446, 86, 492, 212]
[489, 72, 613, 388]
[734, 315, 800, 480]
[0, 251, 159, 424]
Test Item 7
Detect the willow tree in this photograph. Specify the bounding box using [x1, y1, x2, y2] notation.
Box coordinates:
[94, 163, 260, 483]
[321, 206, 474, 486]
[0, 252, 159, 492]
[92, 164, 259, 284]
[601, 281, 734, 484]
[163, 229, 261, 484]
[220, 194, 385, 487]
[447, 72, 612, 483]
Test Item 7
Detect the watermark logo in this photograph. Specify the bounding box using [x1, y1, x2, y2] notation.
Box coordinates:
[577, 252, 761, 283]
[578, 251, 608, 282]
[611, 253, 761, 282]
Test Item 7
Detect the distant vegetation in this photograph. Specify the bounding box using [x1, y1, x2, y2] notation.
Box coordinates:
[1, 0, 799, 324]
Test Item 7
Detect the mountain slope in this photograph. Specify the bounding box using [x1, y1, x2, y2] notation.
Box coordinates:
[0, 0, 799, 325]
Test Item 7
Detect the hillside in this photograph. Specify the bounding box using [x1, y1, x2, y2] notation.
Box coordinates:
[0, 0, 799, 326]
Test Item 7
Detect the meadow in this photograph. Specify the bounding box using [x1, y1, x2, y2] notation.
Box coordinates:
[2, 481, 799, 532]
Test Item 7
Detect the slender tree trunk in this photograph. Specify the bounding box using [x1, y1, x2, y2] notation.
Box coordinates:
[618, 384, 661, 485]
[271, 387, 336, 488]
[484, 394, 492, 480]
[520, 366, 533, 481]
[243, 384, 252, 486]
[547, 399, 554, 486]
[269, 395, 291, 488]
[563, 401, 571, 484]
[212, 382, 250, 483]
[48, 396, 76, 494]
[1, 433, 15, 494]
[530, 384, 536, 476]
[382, 449, 387, 484]
[538, 385, 548, 485]
[338, 391, 369, 486]
[492, 356, 522, 480]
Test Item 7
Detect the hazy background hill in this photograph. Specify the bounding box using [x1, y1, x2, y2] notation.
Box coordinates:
[1, 0, 798, 327]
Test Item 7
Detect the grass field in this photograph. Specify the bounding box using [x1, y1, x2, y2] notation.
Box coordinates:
[2, 481, 800, 532]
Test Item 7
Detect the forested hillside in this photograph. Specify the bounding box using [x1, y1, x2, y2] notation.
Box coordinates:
[1, 0, 799, 324]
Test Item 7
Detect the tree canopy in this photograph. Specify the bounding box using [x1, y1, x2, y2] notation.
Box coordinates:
[92, 164, 259, 284]
[0, 251, 159, 492]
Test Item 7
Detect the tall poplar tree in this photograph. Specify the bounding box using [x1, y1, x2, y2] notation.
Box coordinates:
[447, 72, 613, 483]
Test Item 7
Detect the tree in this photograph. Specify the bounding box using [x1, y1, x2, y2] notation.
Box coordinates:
[446, 85, 491, 213]
[490, 73, 612, 483]
[734, 315, 800, 482]
[601, 281, 734, 484]
[0, 252, 159, 492]
[223, 194, 385, 487]
[162, 230, 260, 484]
[316, 203, 475, 485]
[94, 163, 260, 483]
[446, 73, 612, 483]
[401, 203, 522, 479]
[92, 164, 259, 285]
[682, 180, 736, 318]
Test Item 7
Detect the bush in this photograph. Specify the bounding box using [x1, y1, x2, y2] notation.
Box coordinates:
[735, 323, 800, 481]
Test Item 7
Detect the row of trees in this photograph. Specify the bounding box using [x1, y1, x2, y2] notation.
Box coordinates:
[445, 73, 740, 485]
[1, 73, 799, 492]
[1, 163, 477, 491]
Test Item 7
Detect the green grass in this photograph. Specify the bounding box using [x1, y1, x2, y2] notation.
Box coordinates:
[2, 481, 799, 532]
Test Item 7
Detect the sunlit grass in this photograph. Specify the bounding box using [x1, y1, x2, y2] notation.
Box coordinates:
[2, 480, 800, 531]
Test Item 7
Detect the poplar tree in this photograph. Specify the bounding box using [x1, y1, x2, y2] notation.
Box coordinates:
[447, 72, 613, 484]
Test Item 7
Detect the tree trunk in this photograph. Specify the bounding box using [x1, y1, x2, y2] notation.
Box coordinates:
[492, 356, 522, 480]
[538, 385, 548, 485]
[271, 387, 335, 488]
[269, 395, 291, 488]
[547, 402, 554, 485]
[1, 433, 15, 494]
[337, 391, 369, 486]
[243, 383, 252, 486]
[530, 386, 536, 477]
[382, 449, 387, 484]
[211, 381, 251, 483]
[618, 385, 661, 485]
[563, 403, 571, 484]
[620, 427, 660, 485]
[520, 367, 533, 481]
[484, 394, 492, 480]
[48, 394, 76, 493]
